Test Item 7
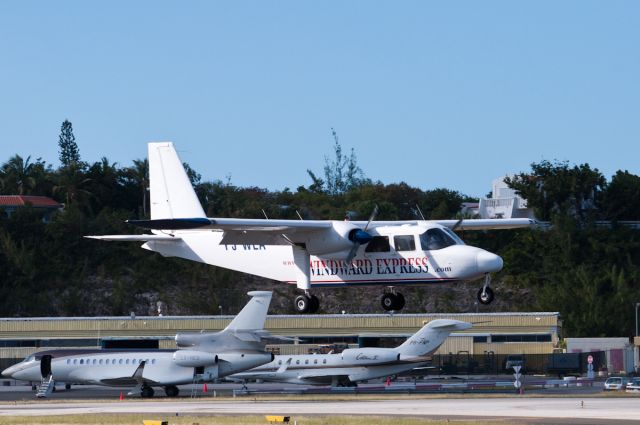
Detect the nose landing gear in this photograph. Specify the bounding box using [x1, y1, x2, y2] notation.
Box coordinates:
[477, 274, 495, 305]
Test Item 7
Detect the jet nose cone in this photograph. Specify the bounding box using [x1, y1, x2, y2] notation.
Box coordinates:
[476, 251, 503, 273]
[2, 365, 17, 378]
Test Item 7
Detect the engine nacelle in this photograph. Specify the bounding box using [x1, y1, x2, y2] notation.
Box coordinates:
[217, 352, 275, 377]
[172, 350, 218, 367]
[305, 221, 369, 256]
[175, 332, 217, 348]
[340, 348, 400, 365]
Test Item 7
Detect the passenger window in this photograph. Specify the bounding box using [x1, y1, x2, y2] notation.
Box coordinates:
[314, 359, 318, 364]
[365, 236, 390, 253]
[394, 235, 416, 251]
[119, 359, 123, 365]
[126, 359, 130, 365]
[92, 359, 97, 365]
[278, 360, 282, 365]
[79, 359, 84, 365]
[419, 228, 456, 250]
[66, 359, 70, 365]
[151, 359, 156, 365]
[99, 359, 103, 365]
[305, 359, 309, 364]
[73, 359, 77, 365]
[296, 360, 300, 365]
[323, 359, 327, 364]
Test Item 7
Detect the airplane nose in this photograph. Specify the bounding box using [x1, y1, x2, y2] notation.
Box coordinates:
[2, 364, 17, 378]
[476, 251, 503, 273]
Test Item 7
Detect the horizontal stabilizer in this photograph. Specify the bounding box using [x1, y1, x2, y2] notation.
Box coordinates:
[127, 217, 212, 230]
[84, 235, 182, 242]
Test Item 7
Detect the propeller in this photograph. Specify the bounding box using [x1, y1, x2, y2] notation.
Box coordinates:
[345, 205, 378, 264]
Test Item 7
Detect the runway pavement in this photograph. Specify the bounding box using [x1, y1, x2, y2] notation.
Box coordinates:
[1, 397, 640, 423]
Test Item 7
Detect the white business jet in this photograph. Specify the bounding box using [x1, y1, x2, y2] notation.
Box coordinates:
[2, 291, 276, 398]
[230, 319, 471, 386]
[87, 142, 535, 314]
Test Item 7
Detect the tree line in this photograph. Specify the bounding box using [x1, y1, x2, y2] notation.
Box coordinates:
[1, 120, 639, 337]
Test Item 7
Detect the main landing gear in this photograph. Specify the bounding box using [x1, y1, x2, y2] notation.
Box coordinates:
[140, 385, 155, 398]
[381, 288, 405, 312]
[164, 385, 179, 397]
[477, 274, 495, 305]
[294, 292, 320, 314]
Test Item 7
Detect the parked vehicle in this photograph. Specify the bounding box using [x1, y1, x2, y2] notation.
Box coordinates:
[625, 377, 640, 393]
[604, 377, 628, 391]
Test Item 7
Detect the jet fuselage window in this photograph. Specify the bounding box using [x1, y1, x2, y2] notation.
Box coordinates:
[79, 359, 84, 365]
[419, 228, 457, 251]
[118, 359, 123, 365]
[364, 236, 390, 253]
[394, 235, 416, 252]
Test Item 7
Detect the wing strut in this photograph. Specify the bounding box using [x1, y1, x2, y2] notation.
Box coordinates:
[292, 245, 311, 291]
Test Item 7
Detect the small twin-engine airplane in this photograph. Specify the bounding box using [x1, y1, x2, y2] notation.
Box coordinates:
[87, 142, 535, 314]
[2, 292, 276, 398]
[230, 319, 471, 387]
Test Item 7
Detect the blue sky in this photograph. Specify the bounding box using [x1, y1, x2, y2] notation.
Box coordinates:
[1, 1, 638, 198]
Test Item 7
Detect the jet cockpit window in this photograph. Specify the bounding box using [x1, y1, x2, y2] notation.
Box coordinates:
[419, 228, 457, 250]
[365, 236, 390, 253]
[394, 235, 416, 251]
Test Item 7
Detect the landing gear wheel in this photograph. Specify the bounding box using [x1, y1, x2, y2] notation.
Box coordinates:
[381, 292, 406, 311]
[477, 287, 495, 305]
[308, 295, 320, 314]
[141, 386, 155, 398]
[164, 385, 179, 397]
[381, 293, 395, 311]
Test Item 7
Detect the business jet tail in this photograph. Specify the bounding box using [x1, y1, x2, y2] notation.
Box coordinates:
[397, 319, 471, 358]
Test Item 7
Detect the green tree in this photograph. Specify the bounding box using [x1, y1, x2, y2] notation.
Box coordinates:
[58, 119, 80, 167]
[604, 170, 640, 221]
[308, 128, 366, 195]
[505, 160, 606, 222]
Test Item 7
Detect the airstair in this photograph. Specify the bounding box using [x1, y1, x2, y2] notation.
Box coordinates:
[36, 374, 54, 398]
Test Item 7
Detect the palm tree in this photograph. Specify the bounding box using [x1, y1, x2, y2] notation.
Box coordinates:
[0, 155, 37, 195]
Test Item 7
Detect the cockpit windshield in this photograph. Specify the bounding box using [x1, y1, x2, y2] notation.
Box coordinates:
[24, 355, 35, 362]
[442, 227, 465, 245]
[419, 228, 461, 250]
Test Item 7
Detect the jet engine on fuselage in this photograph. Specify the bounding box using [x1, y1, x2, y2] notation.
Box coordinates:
[340, 348, 400, 365]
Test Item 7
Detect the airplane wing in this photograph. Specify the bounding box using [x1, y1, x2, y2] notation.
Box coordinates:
[125, 217, 334, 245]
[84, 235, 181, 242]
[436, 218, 537, 230]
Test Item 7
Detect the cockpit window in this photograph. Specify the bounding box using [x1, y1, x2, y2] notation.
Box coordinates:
[419, 228, 458, 250]
[24, 355, 34, 362]
[394, 235, 416, 251]
[365, 236, 390, 253]
[442, 227, 465, 245]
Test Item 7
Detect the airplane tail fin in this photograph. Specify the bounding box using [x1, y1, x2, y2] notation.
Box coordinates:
[148, 142, 206, 220]
[224, 291, 273, 332]
[397, 319, 471, 358]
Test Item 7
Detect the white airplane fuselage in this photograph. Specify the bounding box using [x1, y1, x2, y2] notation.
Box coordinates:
[144, 223, 501, 288]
